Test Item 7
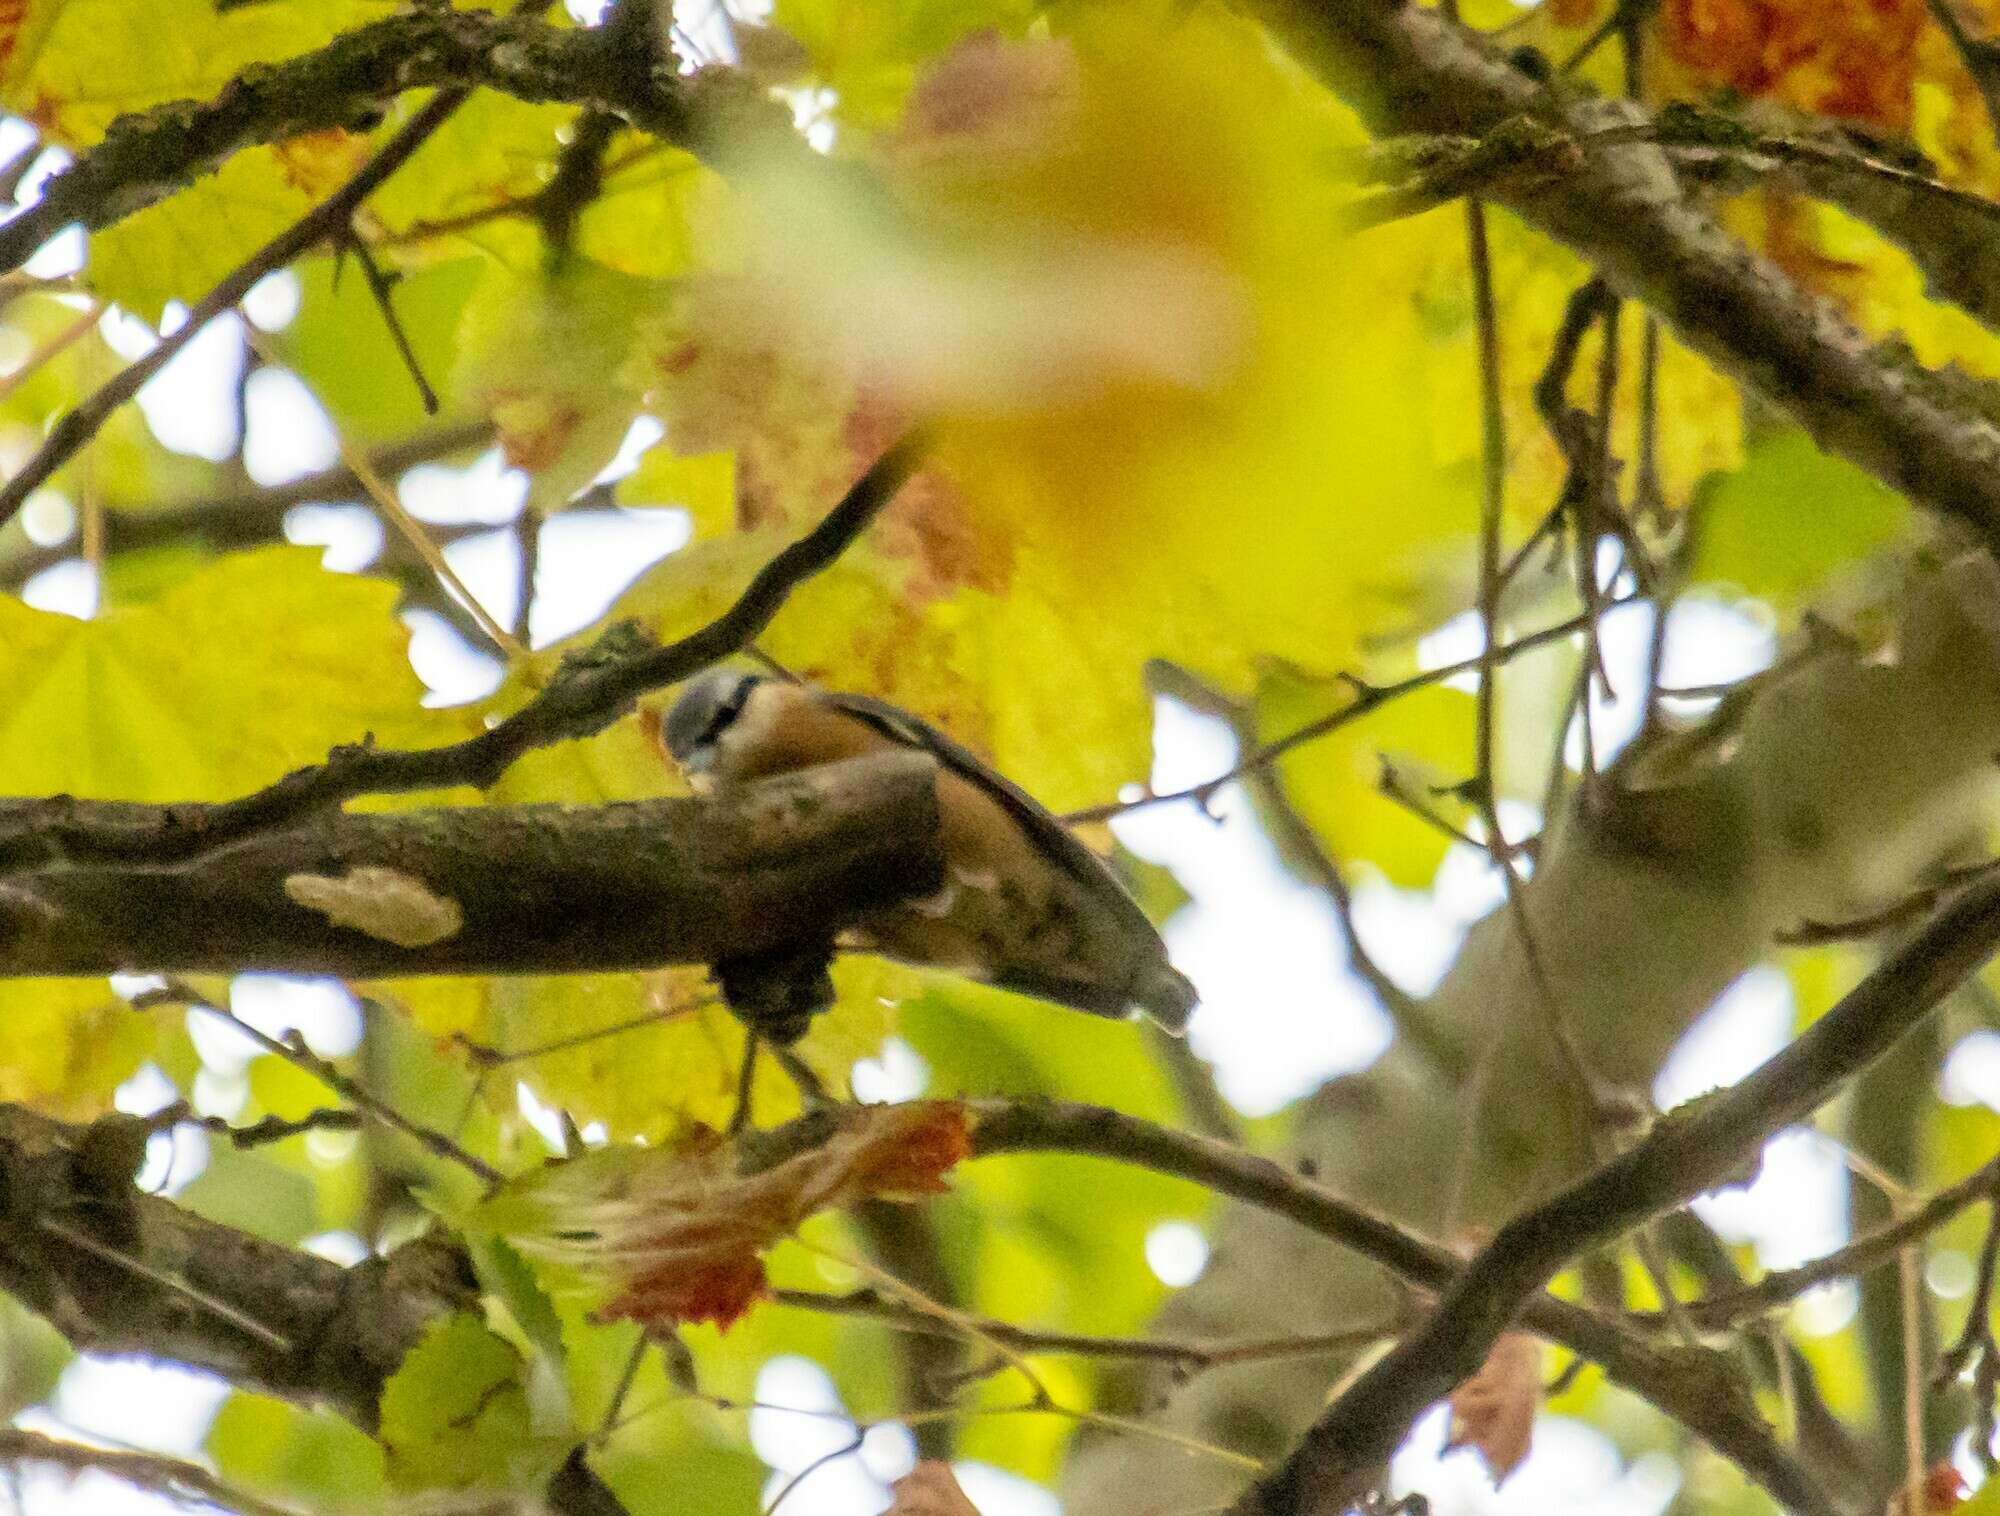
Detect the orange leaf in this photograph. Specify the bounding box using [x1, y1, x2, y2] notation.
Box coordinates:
[1889, 1465, 1971, 1516]
[490, 1101, 973, 1334]
[1444, 1331, 1541, 1483]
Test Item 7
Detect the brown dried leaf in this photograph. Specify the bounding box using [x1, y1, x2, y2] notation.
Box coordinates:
[1444, 1331, 1541, 1483]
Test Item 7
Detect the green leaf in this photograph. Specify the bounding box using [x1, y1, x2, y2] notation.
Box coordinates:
[175, 1142, 320, 1244]
[207, 1391, 387, 1514]
[378, 1312, 549, 1490]
[1254, 672, 1475, 889]
[616, 440, 734, 537]
[0, 1290, 73, 1420]
[279, 255, 486, 441]
[1691, 428, 1909, 606]
[452, 255, 666, 511]
[588, 1401, 766, 1516]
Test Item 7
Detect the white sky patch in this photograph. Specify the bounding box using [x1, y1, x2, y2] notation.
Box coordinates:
[851, 1036, 929, 1104]
[243, 365, 338, 484]
[1941, 1030, 2000, 1107]
[1654, 965, 1794, 1112]
[1144, 1220, 1209, 1287]
[137, 308, 242, 461]
[1392, 1406, 1680, 1516]
[22, 488, 75, 546]
[242, 269, 302, 331]
[401, 448, 528, 525]
[229, 974, 364, 1058]
[1693, 1127, 1851, 1272]
[530, 508, 691, 645]
[403, 607, 505, 704]
[284, 502, 384, 573]
[49, 1357, 228, 1454]
[21, 557, 97, 618]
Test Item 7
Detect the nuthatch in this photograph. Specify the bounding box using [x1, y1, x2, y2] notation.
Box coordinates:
[664, 671, 1197, 1033]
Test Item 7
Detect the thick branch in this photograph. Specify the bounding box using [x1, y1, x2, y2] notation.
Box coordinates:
[1266, 0, 2000, 551]
[0, 430, 929, 874]
[0, 9, 793, 279]
[1229, 867, 2000, 1516]
[0, 1107, 623, 1515]
[0, 752, 943, 977]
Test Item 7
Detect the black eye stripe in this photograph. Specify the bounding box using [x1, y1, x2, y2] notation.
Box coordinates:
[702, 679, 753, 746]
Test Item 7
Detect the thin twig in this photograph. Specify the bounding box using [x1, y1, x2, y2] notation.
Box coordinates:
[0, 88, 471, 534]
[137, 978, 501, 1185]
[1065, 599, 1635, 826]
[0, 1428, 307, 1516]
[340, 230, 439, 414]
[774, 1287, 1402, 1375]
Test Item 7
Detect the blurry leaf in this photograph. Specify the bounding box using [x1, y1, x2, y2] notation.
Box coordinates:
[1692, 429, 1909, 607]
[588, 1399, 767, 1516]
[90, 142, 358, 320]
[1445, 1331, 1541, 1483]
[0, 979, 155, 1115]
[485, 1101, 971, 1332]
[1255, 673, 1475, 888]
[177, 1143, 320, 1244]
[206, 1392, 387, 1514]
[453, 255, 666, 511]
[0, 1290, 72, 1420]
[0, 546, 474, 800]
[616, 440, 734, 537]
[368, 94, 571, 251]
[280, 255, 485, 440]
[378, 1312, 549, 1490]
[468, 1235, 568, 1376]
[772, 0, 1041, 127]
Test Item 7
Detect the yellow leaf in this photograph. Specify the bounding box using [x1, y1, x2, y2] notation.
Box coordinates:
[0, 979, 154, 1115]
[0, 546, 473, 800]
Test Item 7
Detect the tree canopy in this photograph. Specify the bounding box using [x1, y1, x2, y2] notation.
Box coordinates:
[8, 2, 2000, 1515]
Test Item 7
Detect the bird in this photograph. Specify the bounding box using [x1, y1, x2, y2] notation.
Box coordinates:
[663, 670, 1198, 1034]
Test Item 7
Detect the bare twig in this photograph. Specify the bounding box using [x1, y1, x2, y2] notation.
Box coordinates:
[774, 1287, 1402, 1377]
[0, 1427, 307, 1516]
[1066, 599, 1634, 826]
[139, 977, 503, 1185]
[0, 88, 472, 533]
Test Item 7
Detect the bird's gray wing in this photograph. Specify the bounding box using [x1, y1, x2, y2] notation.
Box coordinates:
[820, 691, 1160, 941]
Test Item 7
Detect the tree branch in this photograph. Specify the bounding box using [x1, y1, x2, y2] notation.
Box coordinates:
[0, 429, 930, 874]
[1227, 866, 2000, 1516]
[960, 1098, 1833, 1516]
[1265, 0, 2000, 552]
[0, 8, 787, 281]
[0, 1106, 622, 1516]
[0, 751, 942, 977]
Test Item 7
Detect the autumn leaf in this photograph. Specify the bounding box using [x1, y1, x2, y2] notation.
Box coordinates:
[1444, 1330, 1541, 1483]
[483, 1101, 973, 1332]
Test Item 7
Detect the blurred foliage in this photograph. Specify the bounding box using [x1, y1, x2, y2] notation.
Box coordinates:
[0, 0, 1995, 1512]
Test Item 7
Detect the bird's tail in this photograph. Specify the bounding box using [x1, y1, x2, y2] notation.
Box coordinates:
[1132, 962, 1198, 1035]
